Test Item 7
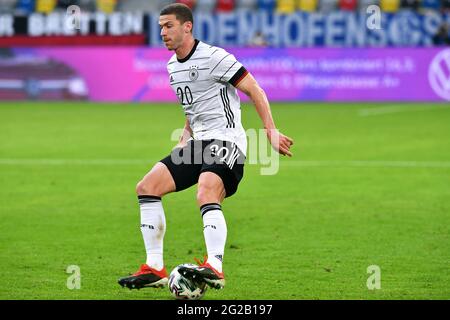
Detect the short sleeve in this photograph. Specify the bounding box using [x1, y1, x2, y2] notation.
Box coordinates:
[209, 48, 248, 86]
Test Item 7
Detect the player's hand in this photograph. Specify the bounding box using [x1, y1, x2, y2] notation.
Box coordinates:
[266, 129, 294, 157]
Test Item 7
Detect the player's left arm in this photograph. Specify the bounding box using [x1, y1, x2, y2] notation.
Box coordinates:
[236, 72, 294, 157]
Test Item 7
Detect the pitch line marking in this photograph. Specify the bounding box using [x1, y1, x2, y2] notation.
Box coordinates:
[358, 105, 450, 117]
[280, 160, 450, 168]
[0, 159, 150, 165]
[1, 159, 450, 168]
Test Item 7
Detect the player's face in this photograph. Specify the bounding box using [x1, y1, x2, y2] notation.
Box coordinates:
[159, 14, 192, 51]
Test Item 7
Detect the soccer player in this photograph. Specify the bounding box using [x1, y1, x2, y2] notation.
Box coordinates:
[118, 3, 293, 290]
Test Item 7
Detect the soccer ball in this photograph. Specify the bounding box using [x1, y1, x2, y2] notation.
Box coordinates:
[168, 264, 207, 300]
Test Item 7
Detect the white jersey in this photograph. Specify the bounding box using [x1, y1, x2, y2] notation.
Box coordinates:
[167, 40, 249, 156]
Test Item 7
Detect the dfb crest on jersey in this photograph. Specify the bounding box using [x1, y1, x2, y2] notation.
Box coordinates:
[189, 65, 199, 81]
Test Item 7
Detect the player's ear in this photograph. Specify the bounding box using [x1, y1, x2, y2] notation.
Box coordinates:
[184, 21, 193, 34]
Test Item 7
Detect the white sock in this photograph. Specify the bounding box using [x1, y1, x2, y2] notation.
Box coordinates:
[138, 195, 166, 271]
[200, 203, 227, 273]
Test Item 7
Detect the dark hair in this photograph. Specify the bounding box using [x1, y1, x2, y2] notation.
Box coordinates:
[160, 3, 194, 26]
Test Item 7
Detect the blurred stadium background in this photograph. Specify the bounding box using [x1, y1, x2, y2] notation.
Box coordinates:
[1, 0, 449, 300]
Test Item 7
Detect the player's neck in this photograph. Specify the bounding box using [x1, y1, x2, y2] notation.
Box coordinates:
[176, 37, 196, 61]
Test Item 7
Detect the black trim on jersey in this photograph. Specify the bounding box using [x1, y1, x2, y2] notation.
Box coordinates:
[177, 39, 200, 63]
[171, 79, 210, 86]
[220, 87, 235, 128]
[219, 61, 238, 82]
[220, 88, 231, 127]
[169, 67, 208, 75]
[194, 94, 219, 104]
[210, 53, 231, 75]
[229, 66, 249, 87]
[206, 115, 224, 121]
[181, 94, 219, 106]
[225, 87, 235, 128]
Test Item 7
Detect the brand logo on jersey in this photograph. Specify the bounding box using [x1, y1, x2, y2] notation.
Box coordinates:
[189, 65, 199, 81]
[170, 75, 174, 83]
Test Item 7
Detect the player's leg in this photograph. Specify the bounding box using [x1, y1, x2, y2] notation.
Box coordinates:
[197, 171, 226, 205]
[180, 140, 245, 289]
[180, 171, 228, 289]
[136, 161, 176, 197]
[118, 162, 175, 290]
[136, 162, 176, 269]
[197, 171, 227, 274]
[119, 140, 202, 290]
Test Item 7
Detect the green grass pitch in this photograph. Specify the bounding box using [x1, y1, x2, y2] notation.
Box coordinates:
[0, 102, 449, 300]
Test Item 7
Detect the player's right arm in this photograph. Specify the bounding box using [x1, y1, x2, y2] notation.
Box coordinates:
[174, 117, 192, 149]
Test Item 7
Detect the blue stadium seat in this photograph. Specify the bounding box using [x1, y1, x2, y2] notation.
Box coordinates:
[15, 0, 33, 15]
[258, 0, 276, 11]
[421, 0, 440, 11]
